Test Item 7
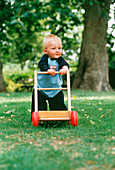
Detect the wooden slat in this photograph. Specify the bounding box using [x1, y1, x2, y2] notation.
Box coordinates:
[38, 111, 71, 121]
[67, 70, 71, 111]
[37, 88, 67, 90]
[37, 72, 59, 75]
[34, 70, 38, 112]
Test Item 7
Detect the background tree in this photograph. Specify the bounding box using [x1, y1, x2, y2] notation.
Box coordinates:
[72, 0, 113, 91]
[0, 0, 14, 92]
[43, 0, 82, 58]
[0, 0, 82, 92]
[0, 0, 44, 92]
[0, 0, 114, 92]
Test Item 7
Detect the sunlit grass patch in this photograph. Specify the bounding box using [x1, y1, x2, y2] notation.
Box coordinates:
[0, 90, 115, 169]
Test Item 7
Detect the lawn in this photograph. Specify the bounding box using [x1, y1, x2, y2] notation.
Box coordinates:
[0, 90, 115, 170]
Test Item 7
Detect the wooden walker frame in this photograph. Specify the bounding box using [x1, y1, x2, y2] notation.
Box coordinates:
[32, 70, 78, 127]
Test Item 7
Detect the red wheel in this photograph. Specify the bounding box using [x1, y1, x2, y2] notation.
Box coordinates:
[71, 111, 78, 126]
[32, 111, 39, 127]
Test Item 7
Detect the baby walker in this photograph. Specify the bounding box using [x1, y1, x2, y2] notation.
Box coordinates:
[32, 70, 78, 127]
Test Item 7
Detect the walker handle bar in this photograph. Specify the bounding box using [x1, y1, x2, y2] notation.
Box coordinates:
[36, 71, 60, 75]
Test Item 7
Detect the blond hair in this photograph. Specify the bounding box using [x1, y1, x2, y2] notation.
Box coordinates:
[43, 34, 62, 48]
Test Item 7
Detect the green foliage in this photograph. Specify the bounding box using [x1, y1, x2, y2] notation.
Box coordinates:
[1, 0, 45, 68]
[1, 0, 114, 68]
[44, 0, 83, 58]
[0, 90, 115, 169]
[0, 1, 13, 42]
[1, 0, 83, 67]
[8, 72, 30, 83]
[3, 63, 34, 92]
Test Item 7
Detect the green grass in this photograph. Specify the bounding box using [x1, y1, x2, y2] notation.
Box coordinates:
[0, 90, 115, 170]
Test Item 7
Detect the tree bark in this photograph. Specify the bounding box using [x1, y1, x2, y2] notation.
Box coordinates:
[0, 52, 6, 92]
[72, 0, 112, 91]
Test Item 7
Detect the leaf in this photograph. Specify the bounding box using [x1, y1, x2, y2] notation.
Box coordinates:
[10, 19, 24, 26]
[11, 115, 15, 118]
[72, 95, 77, 99]
[91, 147, 97, 151]
[87, 161, 95, 164]
[71, 140, 76, 144]
[112, 136, 115, 140]
[101, 114, 105, 118]
[89, 120, 95, 125]
[0, 116, 5, 119]
[4, 109, 15, 114]
[89, 1, 94, 6]
[98, 108, 103, 111]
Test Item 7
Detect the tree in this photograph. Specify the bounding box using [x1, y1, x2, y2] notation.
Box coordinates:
[0, 0, 82, 92]
[43, 0, 82, 58]
[72, 0, 113, 91]
[0, 0, 14, 92]
[0, 0, 44, 92]
[5, 0, 44, 69]
[0, 52, 6, 92]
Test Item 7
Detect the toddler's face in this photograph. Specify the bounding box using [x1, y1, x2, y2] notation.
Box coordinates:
[44, 40, 62, 59]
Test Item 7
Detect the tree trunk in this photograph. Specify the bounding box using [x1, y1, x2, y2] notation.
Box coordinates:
[72, 0, 112, 91]
[0, 52, 6, 92]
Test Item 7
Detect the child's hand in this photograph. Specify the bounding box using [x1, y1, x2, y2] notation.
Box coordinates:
[47, 69, 56, 76]
[59, 66, 68, 75]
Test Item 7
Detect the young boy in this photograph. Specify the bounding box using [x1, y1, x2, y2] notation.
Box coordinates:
[31, 34, 69, 115]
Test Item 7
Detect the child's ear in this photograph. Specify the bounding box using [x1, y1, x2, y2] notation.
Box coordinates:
[43, 49, 48, 54]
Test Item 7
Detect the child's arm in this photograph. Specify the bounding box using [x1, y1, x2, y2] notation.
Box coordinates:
[59, 66, 68, 75]
[58, 57, 69, 75]
[38, 55, 49, 71]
